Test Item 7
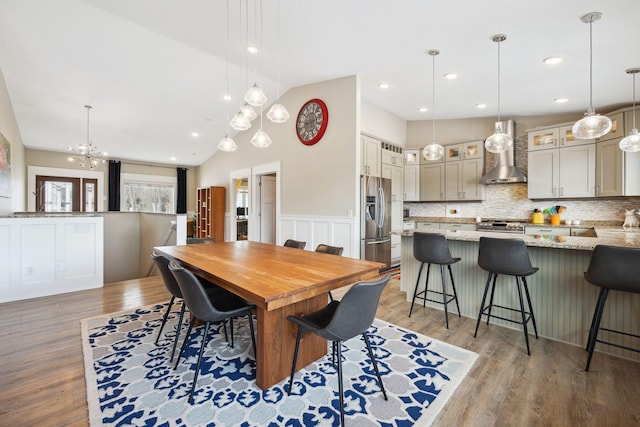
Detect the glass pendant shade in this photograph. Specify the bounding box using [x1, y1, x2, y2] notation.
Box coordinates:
[486, 122, 513, 153]
[250, 129, 272, 148]
[619, 68, 640, 152]
[423, 143, 444, 161]
[572, 108, 612, 139]
[244, 83, 267, 107]
[240, 103, 257, 121]
[229, 111, 251, 131]
[217, 135, 238, 152]
[267, 102, 290, 123]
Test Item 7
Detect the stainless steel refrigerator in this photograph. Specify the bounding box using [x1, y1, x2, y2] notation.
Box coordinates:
[360, 176, 391, 268]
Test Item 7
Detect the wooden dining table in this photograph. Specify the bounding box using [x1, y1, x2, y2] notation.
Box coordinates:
[154, 240, 384, 389]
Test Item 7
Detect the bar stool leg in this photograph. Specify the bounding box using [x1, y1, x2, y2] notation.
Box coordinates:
[474, 272, 493, 337]
[521, 277, 538, 338]
[585, 288, 609, 371]
[515, 276, 531, 355]
[486, 273, 498, 325]
[423, 263, 432, 308]
[439, 265, 449, 329]
[409, 263, 425, 317]
[447, 265, 462, 318]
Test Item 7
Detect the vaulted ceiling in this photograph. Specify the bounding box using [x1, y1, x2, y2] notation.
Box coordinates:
[1, 0, 639, 166]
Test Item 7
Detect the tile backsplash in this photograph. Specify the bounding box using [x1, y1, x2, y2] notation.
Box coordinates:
[404, 183, 640, 224]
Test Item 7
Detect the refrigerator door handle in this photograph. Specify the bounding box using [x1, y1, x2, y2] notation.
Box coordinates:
[377, 186, 385, 229]
[366, 239, 391, 245]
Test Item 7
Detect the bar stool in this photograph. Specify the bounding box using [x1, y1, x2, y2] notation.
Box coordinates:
[409, 232, 461, 329]
[474, 237, 539, 355]
[584, 245, 640, 371]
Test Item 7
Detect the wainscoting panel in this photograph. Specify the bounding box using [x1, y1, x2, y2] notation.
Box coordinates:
[400, 236, 639, 361]
[280, 215, 358, 258]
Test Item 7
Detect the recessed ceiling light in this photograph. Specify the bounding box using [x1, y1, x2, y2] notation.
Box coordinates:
[444, 73, 457, 79]
[418, 107, 428, 112]
[554, 98, 569, 103]
[378, 83, 389, 89]
[476, 103, 487, 109]
[543, 56, 563, 65]
[170, 157, 177, 161]
[247, 45, 258, 54]
[223, 94, 232, 101]
[191, 132, 199, 137]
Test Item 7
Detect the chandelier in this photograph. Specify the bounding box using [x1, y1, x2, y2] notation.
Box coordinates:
[68, 105, 107, 169]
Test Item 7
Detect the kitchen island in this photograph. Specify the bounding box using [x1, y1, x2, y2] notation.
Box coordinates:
[399, 227, 640, 361]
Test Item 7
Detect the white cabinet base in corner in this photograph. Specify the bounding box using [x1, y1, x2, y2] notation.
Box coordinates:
[0, 216, 104, 303]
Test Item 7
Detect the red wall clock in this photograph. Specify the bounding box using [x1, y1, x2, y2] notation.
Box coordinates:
[296, 98, 328, 146]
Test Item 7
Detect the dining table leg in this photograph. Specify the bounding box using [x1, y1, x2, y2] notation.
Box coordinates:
[255, 293, 328, 389]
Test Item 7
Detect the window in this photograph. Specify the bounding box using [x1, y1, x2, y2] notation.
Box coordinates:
[121, 173, 176, 213]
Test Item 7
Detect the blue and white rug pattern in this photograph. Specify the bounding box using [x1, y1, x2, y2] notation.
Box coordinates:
[81, 304, 477, 426]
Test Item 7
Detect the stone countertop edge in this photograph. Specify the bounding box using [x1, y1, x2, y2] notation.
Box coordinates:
[405, 216, 625, 228]
[395, 227, 640, 251]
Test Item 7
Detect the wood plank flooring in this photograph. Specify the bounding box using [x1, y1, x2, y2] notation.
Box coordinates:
[0, 276, 638, 426]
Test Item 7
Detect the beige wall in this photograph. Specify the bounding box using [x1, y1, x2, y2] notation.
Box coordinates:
[198, 75, 360, 217]
[0, 66, 26, 214]
[24, 148, 196, 213]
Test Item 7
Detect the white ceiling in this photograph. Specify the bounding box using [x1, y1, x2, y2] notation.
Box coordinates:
[1, 0, 639, 166]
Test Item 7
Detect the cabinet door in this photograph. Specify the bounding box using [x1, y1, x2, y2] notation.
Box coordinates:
[625, 151, 640, 196]
[444, 161, 461, 200]
[596, 139, 623, 197]
[403, 164, 420, 201]
[462, 141, 484, 159]
[528, 149, 559, 198]
[445, 144, 463, 161]
[361, 135, 381, 177]
[528, 128, 559, 151]
[597, 112, 624, 143]
[558, 125, 595, 146]
[404, 149, 421, 165]
[461, 158, 486, 200]
[559, 144, 595, 197]
[420, 163, 444, 201]
[525, 225, 571, 236]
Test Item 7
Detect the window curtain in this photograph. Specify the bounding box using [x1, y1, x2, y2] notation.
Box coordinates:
[176, 167, 187, 214]
[108, 160, 121, 211]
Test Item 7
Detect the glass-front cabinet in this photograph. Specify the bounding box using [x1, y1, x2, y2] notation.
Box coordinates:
[445, 141, 483, 161]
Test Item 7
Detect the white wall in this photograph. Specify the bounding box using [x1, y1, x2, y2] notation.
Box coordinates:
[361, 101, 407, 146]
[0, 66, 26, 214]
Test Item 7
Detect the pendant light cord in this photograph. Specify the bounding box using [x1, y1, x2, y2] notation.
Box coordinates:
[496, 39, 501, 123]
[589, 19, 593, 109]
[431, 52, 436, 143]
[633, 72, 637, 130]
[276, 0, 280, 100]
[85, 105, 91, 146]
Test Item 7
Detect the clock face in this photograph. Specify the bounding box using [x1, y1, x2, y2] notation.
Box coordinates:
[296, 99, 328, 146]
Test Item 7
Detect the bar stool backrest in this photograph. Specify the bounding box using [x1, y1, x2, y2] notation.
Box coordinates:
[413, 232, 454, 264]
[584, 245, 640, 293]
[478, 237, 537, 276]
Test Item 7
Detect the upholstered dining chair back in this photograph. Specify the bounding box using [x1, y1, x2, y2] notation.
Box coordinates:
[186, 237, 215, 244]
[320, 274, 390, 341]
[315, 244, 343, 256]
[283, 239, 306, 249]
[151, 252, 182, 298]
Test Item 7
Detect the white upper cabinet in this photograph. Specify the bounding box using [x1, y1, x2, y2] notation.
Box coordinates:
[361, 134, 381, 177]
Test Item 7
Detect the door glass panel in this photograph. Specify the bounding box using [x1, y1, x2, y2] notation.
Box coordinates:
[84, 181, 96, 212]
[43, 181, 74, 212]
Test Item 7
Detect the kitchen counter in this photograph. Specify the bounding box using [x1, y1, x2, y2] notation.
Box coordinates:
[399, 226, 640, 361]
[396, 226, 640, 250]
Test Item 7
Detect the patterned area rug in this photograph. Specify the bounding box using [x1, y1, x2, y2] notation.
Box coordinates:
[81, 304, 477, 426]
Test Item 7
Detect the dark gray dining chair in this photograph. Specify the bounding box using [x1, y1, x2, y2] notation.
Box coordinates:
[169, 262, 257, 404]
[315, 244, 344, 300]
[186, 237, 215, 244]
[286, 274, 390, 426]
[283, 239, 306, 249]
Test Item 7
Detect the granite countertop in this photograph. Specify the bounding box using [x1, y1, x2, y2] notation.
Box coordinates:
[396, 226, 640, 250]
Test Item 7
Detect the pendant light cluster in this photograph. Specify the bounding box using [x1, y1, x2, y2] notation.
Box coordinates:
[572, 12, 612, 140]
[219, 0, 289, 153]
[68, 105, 107, 170]
[484, 34, 513, 154]
[423, 49, 444, 161]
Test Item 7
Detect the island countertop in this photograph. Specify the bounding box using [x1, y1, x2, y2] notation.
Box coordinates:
[396, 226, 640, 250]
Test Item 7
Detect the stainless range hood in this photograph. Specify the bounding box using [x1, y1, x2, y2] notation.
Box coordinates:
[480, 120, 527, 185]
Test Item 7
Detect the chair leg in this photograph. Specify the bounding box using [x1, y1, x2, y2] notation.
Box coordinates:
[247, 313, 257, 361]
[229, 317, 234, 348]
[174, 320, 194, 370]
[439, 265, 449, 329]
[423, 263, 431, 308]
[585, 288, 609, 371]
[169, 302, 187, 362]
[188, 322, 210, 404]
[521, 276, 538, 339]
[448, 265, 462, 317]
[336, 339, 345, 427]
[362, 332, 387, 400]
[486, 273, 498, 325]
[287, 327, 303, 395]
[155, 296, 175, 344]
[474, 272, 493, 337]
[409, 263, 425, 317]
[515, 276, 531, 355]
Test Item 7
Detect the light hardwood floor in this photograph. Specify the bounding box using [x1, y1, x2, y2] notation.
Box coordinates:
[0, 276, 638, 426]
